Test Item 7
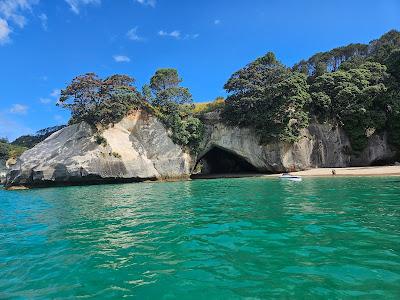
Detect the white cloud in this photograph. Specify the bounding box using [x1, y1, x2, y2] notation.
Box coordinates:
[158, 30, 180, 39]
[159, 30, 199, 40]
[214, 19, 221, 25]
[0, 18, 11, 44]
[10, 103, 28, 114]
[50, 89, 61, 98]
[39, 97, 51, 104]
[184, 33, 199, 40]
[0, 0, 39, 28]
[38, 13, 47, 30]
[39, 89, 60, 105]
[135, 0, 156, 7]
[126, 26, 142, 41]
[113, 55, 130, 63]
[65, 0, 101, 14]
[0, 0, 40, 45]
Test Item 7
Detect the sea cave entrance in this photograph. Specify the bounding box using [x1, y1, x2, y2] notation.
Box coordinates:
[191, 146, 260, 179]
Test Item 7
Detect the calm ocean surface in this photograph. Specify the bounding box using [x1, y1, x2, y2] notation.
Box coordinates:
[1, 177, 399, 299]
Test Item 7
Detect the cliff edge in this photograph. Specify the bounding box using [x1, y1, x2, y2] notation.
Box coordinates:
[4, 110, 397, 188]
[5, 110, 192, 188]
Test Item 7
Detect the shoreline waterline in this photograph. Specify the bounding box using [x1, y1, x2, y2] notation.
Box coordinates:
[4, 165, 400, 190]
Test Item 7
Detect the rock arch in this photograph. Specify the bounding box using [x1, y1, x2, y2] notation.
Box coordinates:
[192, 145, 260, 177]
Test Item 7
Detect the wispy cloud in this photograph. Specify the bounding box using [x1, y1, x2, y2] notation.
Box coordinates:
[0, 18, 11, 44]
[158, 30, 199, 40]
[184, 33, 199, 40]
[39, 89, 61, 105]
[65, 0, 101, 15]
[135, 0, 156, 7]
[158, 30, 180, 39]
[0, 0, 38, 28]
[39, 97, 51, 104]
[38, 13, 47, 30]
[113, 55, 130, 63]
[10, 104, 28, 114]
[214, 19, 221, 25]
[0, 0, 39, 44]
[126, 26, 142, 41]
[50, 89, 61, 98]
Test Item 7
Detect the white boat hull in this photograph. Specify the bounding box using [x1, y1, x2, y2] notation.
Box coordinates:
[279, 175, 302, 182]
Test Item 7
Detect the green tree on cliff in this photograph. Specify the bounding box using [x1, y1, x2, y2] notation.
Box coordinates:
[145, 68, 203, 152]
[310, 62, 389, 151]
[58, 73, 143, 126]
[222, 52, 311, 143]
[148, 68, 192, 107]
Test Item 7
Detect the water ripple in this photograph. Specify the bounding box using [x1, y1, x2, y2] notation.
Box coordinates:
[1, 177, 399, 299]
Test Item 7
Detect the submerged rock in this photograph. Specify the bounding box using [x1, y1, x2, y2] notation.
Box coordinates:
[5, 111, 193, 188]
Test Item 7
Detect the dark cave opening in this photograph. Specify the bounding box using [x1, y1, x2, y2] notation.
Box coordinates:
[191, 147, 259, 178]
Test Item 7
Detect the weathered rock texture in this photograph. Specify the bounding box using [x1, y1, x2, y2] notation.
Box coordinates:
[5, 111, 192, 188]
[0, 159, 7, 184]
[198, 112, 397, 173]
[5, 110, 398, 188]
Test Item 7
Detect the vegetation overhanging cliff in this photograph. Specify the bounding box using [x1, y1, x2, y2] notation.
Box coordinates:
[55, 29, 400, 157]
[2, 30, 400, 187]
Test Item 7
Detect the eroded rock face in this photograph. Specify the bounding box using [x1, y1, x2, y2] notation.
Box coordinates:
[5, 111, 192, 188]
[5, 110, 397, 188]
[0, 159, 7, 184]
[199, 113, 397, 173]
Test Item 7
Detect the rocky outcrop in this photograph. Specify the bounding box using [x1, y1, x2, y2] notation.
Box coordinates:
[5, 111, 192, 188]
[198, 112, 397, 173]
[5, 110, 397, 188]
[0, 159, 7, 184]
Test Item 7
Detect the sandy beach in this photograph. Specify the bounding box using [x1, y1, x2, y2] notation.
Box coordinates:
[273, 165, 400, 177]
[191, 165, 400, 180]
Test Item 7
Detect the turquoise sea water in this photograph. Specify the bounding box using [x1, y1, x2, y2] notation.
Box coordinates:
[1, 177, 400, 299]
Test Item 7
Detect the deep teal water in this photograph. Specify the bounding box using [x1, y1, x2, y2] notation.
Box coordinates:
[0, 177, 400, 299]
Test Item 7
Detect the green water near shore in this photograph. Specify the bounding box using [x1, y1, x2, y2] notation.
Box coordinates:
[1, 177, 400, 299]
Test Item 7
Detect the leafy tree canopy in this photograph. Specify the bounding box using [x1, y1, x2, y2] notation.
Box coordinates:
[58, 73, 144, 126]
[144, 68, 203, 152]
[221, 30, 400, 154]
[310, 62, 389, 151]
[222, 52, 311, 143]
[293, 30, 400, 79]
[147, 68, 192, 108]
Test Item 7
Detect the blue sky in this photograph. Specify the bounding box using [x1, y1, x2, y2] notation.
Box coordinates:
[0, 0, 399, 140]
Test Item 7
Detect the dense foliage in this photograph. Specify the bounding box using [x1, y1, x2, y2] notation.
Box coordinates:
[222, 30, 400, 153]
[310, 62, 389, 151]
[57, 70, 203, 153]
[222, 52, 311, 143]
[144, 68, 204, 152]
[51, 30, 400, 156]
[193, 97, 225, 115]
[0, 138, 27, 160]
[58, 73, 145, 126]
